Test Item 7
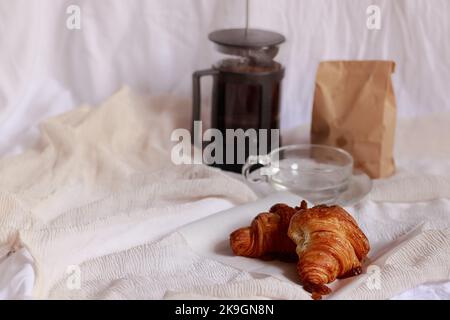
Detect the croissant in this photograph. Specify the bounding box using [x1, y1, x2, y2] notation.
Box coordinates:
[229, 201, 307, 261]
[288, 204, 370, 300]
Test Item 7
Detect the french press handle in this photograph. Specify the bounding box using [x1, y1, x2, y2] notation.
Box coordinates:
[192, 69, 219, 145]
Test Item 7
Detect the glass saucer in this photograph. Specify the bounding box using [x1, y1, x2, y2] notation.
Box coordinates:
[245, 168, 372, 207]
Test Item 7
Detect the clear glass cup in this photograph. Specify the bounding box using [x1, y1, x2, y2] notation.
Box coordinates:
[242, 144, 354, 204]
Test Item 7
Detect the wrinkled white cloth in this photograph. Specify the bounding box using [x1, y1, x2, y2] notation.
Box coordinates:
[1, 0, 449, 144]
[0, 236, 35, 300]
[0, 88, 450, 300]
[0, 87, 257, 298]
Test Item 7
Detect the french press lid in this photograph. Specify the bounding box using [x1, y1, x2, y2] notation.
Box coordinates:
[208, 28, 285, 65]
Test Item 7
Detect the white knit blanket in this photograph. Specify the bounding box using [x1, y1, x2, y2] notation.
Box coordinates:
[0, 88, 449, 299]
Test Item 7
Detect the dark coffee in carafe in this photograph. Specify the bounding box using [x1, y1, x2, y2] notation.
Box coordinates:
[192, 29, 285, 173]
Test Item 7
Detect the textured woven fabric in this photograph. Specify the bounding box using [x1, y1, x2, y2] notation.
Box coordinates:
[0, 87, 257, 298]
[1, 88, 449, 299]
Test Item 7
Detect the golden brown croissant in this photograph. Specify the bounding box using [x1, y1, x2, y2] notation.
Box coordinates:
[229, 202, 307, 261]
[288, 204, 370, 300]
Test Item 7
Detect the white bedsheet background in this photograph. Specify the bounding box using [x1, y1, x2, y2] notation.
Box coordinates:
[1, 0, 449, 155]
[1, 88, 449, 300]
[0, 0, 449, 301]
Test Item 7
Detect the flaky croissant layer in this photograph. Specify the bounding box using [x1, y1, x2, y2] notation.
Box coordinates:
[229, 201, 370, 300]
[288, 204, 370, 299]
[230, 202, 305, 261]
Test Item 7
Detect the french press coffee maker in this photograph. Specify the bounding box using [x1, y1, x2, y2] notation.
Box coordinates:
[192, 28, 285, 173]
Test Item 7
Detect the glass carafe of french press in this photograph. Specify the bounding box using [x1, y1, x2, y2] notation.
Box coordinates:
[192, 28, 285, 173]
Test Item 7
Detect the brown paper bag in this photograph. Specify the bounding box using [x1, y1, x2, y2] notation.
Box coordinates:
[311, 61, 397, 179]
